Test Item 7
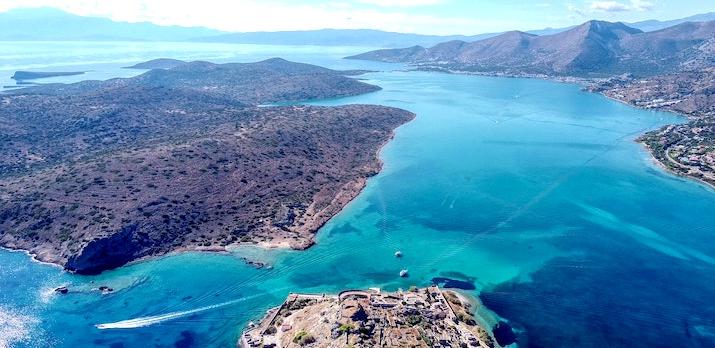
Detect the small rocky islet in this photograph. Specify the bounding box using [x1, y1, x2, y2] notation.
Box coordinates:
[240, 286, 499, 348]
[11, 70, 85, 80]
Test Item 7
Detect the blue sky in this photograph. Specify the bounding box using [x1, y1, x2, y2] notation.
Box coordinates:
[1, 0, 713, 34]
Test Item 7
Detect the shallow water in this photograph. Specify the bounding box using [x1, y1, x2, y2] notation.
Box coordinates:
[1, 42, 714, 348]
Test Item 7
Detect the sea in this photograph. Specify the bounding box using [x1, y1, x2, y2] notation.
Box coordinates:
[1, 41, 714, 348]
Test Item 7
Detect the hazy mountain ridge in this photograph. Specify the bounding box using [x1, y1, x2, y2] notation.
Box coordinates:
[1, 7, 712, 47]
[628, 12, 715, 32]
[0, 7, 225, 41]
[193, 28, 500, 48]
[348, 20, 714, 77]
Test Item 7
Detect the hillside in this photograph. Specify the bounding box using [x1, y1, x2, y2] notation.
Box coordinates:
[0, 58, 413, 274]
[348, 20, 714, 77]
[194, 28, 501, 48]
[349, 19, 715, 189]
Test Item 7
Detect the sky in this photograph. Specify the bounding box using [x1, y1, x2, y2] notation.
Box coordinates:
[0, 0, 713, 35]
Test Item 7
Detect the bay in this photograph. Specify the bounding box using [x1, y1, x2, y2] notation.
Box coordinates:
[1, 42, 714, 348]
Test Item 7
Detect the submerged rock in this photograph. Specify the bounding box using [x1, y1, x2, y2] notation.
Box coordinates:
[431, 276, 477, 290]
[493, 321, 518, 346]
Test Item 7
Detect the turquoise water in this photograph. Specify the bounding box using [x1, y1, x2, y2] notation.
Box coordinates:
[0, 41, 394, 90]
[2, 43, 715, 348]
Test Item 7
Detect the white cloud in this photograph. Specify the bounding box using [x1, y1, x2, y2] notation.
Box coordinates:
[630, 0, 654, 11]
[358, 0, 446, 6]
[590, 1, 630, 12]
[0, 0, 480, 35]
[589, 0, 654, 12]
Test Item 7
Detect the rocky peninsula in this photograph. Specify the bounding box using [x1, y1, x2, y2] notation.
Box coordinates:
[0, 58, 414, 274]
[240, 286, 499, 348]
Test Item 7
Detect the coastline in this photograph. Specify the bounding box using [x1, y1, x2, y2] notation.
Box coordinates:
[0, 112, 415, 274]
[0, 246, 64, 270]
[407, 66, 715, 192]
[640, 142, 715, 191]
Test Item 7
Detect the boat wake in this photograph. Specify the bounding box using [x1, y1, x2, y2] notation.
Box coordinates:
[95, 297, 247, 330]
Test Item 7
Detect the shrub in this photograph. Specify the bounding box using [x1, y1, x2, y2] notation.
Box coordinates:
[338, 323, 354, 333]
[293, 330, 315, 346]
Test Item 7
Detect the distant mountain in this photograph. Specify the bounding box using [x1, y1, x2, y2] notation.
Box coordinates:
[0, 7, 225, 41]
[521, 12, 715, 37]
[124, 58, 188, 69]
[348, 20, 715, 77]
[1, 7, 712, 48]
[192, 12, 715, 47]
[628, 12, 715, 32]
[193, 29, 501, 48]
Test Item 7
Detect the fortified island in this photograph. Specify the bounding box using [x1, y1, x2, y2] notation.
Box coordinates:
[240, 286, 498, 348]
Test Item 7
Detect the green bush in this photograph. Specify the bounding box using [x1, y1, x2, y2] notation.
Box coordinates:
[338, 323, 354, 333]
[292, 330, 315, 346]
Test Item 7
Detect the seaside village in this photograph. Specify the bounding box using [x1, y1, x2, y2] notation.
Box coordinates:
[240, 285, 499, 348]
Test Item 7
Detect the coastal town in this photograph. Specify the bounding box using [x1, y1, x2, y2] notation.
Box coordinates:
[240, 286, 498, 348]
[589, 68, 715, 187]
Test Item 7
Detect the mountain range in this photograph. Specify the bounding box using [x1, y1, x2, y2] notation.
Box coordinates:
[0, 7, 225, 41]
[348, 20, 715, 77]
[1, 7, 713, 48]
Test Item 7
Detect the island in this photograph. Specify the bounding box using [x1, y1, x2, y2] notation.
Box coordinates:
[11, 70, 85, 80]
[0, 58, 414, 274]
[348, 20, 715, 189]
[124, 58, 188, 69]
[240, 286, 499, 348]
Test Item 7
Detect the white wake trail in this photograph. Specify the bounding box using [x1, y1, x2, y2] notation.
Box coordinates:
[95, 297, 246, 330]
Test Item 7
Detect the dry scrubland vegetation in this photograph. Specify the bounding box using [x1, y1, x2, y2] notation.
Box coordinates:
[0, 58, 414, 274]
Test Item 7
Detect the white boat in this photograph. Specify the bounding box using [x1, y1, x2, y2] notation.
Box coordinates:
[399, 269, 408, 277]
[395, 251, 402, 257]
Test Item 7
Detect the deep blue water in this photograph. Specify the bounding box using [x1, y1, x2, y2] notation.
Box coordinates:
[1, 42, 715, 348]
